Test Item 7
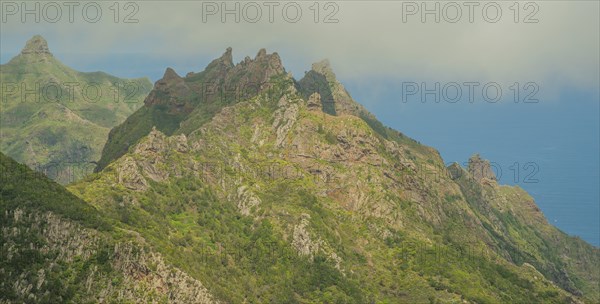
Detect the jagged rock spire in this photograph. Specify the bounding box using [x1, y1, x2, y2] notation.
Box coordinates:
[203, 47, 234, 72]
[221, 47, 234, 67]
[447, 162, 467, 180]
[162, 67, 181, 80]
[256, 48, 267, 59]
[21, 35, 52, 56]
[467, 154, 497, 182]
[310, 59, 336, 82]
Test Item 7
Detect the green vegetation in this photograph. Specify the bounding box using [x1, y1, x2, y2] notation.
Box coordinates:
[1, 152, 114, 302]
[0, 36, 152, 184]
[0, 152, 109, 230]
[2, 44, 598, 304]
[68, 82, 598, 303]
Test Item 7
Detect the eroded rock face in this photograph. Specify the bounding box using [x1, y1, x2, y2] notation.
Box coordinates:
[272, 94, 300, 148]
[117, 156, 148, 191]
[292, 214, 320, 258]
[447, 162, 467, 180]
[172, 134, 189, 153]
[1, 209, 218, 303]
[110, 242, 217, 303]
[291, 214, 343, 271]
[133, 127, 170, 182]
[135, 127, 168, 155]
[467, 154, 497, 183]
[235, 185, 261, 216]
[114, 127, 194, 188]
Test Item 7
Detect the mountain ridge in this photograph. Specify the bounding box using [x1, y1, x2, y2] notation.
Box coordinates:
[71, 56, 598, 302]
[0, 35, 152, 184]
[2, 40, 598, 303]
[95, 47, 420, 173]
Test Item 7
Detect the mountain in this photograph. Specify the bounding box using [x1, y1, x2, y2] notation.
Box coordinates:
[2, 46, 598, 303]
[0, 35, 152, 184]
[62, 49, 597, 303]
[94, 48, 404, 173]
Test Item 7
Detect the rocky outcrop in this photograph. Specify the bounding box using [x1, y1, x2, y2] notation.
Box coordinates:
[291, 214, 343, 271]
[144, 68, 193, 113]
[1, 208, 218, 303]
[298, 59, 372, 118]
[204, 47, 234, 72]
[114, 127, 193, 188]
[235, 185, 261, 216]
[292, 214, 320, 258]
[272, 93, 300, 148]
[20, 35, 52, 57]
[133, 127, 170, 182]
[109, 242, 217, 303]
[117, 156, 148, 191]
[467, 154, 497, 183]
[307, 92, 322, 111]
[134, 127, 168, 155]
[190, 47, 285, 105]
[447, 162, 467, 180]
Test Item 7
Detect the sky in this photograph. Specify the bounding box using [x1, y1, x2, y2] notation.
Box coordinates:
[1, 0, 599, 245]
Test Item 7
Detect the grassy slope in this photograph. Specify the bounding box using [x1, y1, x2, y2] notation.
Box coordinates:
[0, 54, 152, 184]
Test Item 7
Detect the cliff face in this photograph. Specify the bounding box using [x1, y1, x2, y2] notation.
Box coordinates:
[67, 52, 598, 303]
[0, 209, 217, 303]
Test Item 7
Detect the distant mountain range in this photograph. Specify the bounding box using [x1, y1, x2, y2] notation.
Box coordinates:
[0, 35, 152, 184]
[1, 37, 598, 303]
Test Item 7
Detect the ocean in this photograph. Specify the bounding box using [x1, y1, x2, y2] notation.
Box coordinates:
[349, 81, 600, 247]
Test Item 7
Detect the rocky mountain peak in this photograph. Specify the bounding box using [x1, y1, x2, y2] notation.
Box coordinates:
[298, 59, 374, 118]
[221, 47, 234, 67]
[144, 67, 191, 108]
[467, 154, 497, 183]
[311, 59, 336, 81]
[256, 48, 267, 59]
[245, 48, 283, 72]
[162, 67, 182, 81]
[447, 162, 467, 180]
[204, 47, 234, 72]
[224, 48, 285, 91]
[20, 35, 52, 56]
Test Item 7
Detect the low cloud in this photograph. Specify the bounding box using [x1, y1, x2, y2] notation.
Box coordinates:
[1, 1, 598, 101]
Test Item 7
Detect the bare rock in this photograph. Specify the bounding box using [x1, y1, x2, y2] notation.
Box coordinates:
[117, 156, 148, 191]
[292, 214, 321, 258]
[20, 35, 52, 56]
[467, 154, 497, 183]
[272, 94, 299, 148]
[235, 185, 261, 216]
[307, 92, 322, 111]
[170, 133, 189, 153]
